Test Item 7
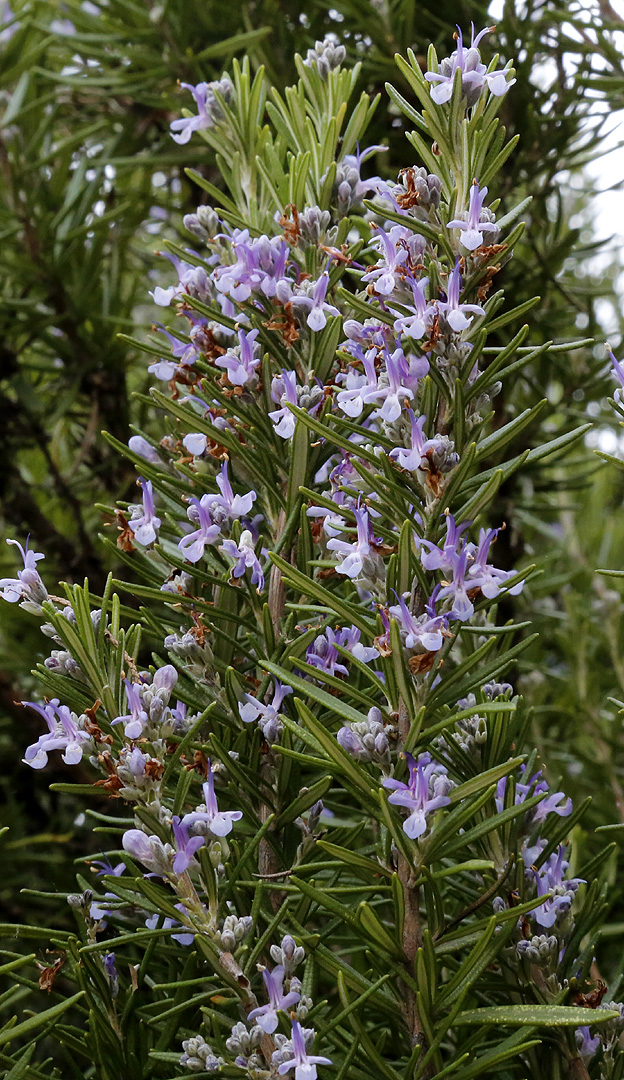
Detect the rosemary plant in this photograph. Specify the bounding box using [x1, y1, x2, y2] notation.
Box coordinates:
[2, 25, 623, 1080]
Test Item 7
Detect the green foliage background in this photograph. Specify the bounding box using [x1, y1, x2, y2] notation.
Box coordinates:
[1, 0, 624, 1064]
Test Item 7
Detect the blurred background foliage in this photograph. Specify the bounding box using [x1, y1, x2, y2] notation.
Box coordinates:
[1, 0, 624, 1007]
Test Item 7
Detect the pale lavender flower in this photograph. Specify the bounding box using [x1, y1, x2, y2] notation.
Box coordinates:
[389, 591, 447, 654]
[437, 545, 475, 621]
[335, 346, 381, 418]
[495, 767, 572, 824]
[215, 327, 261, 386]
[576, 1026, 600, 1062]
[383, 751, 451, 839]
[0, 1, 18, 44]
[437, 258, 485, 332]
[529, 846, 584, 930]
[111, 680, 149, 740]
[393, 276, 435, 339]
[121, 829, 172, 875]
[374, 347, 415, 423]
[23, 699, 91, 770]
[220, 530, 264, 591]
[171, 816, 205, 874]
[151, 324, 202, 375]
[128, 479, 161, 547]
[146, 905, 195, 946]
[170, 77, 233, 145]
[467, 527, 524, 600]
[361, 225, 410, 295]
[128, 435, 160, 463]
[276, 1020, 332, 1080]
[180, 761, 243, 837]
[248, 966, 301, 1034]
[327, 505, 375, 579]
[269, 370, 299, 439]
[214, 230, 290, 302]
[447, 181, 498, 251]
[178, 497, 221, 563]
[306, 490, 349, 540]
[239, 679, 292, 744]
[0, 538, 48, 613]
[417, 514, 471, 573]
[290, 272, 340, 331]
[390, 412, 442, 471]
[199, 461, 257, 524]
[424, 24, 515, 106]
[150, 253, 210, 307]
[306, 626, 379, 677]
[182, 433, 208, 457]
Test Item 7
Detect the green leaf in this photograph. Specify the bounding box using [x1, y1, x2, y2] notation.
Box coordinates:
[456, 1005, 620, 1026]
[0, 992, 85, 1049]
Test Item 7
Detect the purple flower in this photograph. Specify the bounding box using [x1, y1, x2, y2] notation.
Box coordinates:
[178, 497, 221, 563]
[248, 966, 301, 1034]
[276, 1020, 332, 1080]
[121, 829, 171, 876]
[214, 230, 291, 302]
[327, 505, 375, 579]
[447, 181, 498, 251]
[180, 761, 243, 837]
[170, 77, 233, 144]
[199, 461, 257, 525]
[417, 514, 471, 573]
[383, 752, 451, 839]
[0, 537, 48, 612]
[389, 591, 447, 654]
[290, 272, 340, 331]
[220, 530, 264, 591]
[437, 545, 475, 621]
[269, 370, 299, 439]
[145, 905, 195, 946]
[529, 846, 584, 930]
[23, 699, 91, 770]
[361, 225, 410, 295]
[374, 347, 415, 423]
[393, 276, 435, 339]
[215, 327, 261, 386]
[103, 953, 119, 997]
[306, 626, 379, 677]
[239, 679, 292, 744]
[335, 346, 381, 418]
[576, 1026, 600, 1062]
[424, 25, 515, 106]
[182, 433, 208, 457]
[467, 527, 524, 600]
[495, 768, 572, 824]
[389, 412, 441, 472]
[149, 253, 210, 308]
[111, 680, 149, 740]
[151, 324, 202, 378]
[128, 435, 160, 463]
[437, 258, 485, 332]
[417, 515, 522, 622]
[91, 857, 126, 878]
[171, 816, 205, 874]
[128, 479, 161, 547]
